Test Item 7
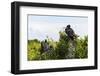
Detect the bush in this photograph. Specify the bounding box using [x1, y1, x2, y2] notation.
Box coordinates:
[28, 31, 88, 60]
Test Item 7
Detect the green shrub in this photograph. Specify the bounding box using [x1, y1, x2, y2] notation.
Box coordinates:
[28, 31, 88, 60]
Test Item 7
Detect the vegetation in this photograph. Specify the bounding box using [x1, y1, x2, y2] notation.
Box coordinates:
[28, 31, 88, 61]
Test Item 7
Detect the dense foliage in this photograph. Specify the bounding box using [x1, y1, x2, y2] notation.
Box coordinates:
[28, 31, 88, 61]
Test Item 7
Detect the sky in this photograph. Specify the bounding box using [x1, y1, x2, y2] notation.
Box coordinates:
[28, 15, 88, 41]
